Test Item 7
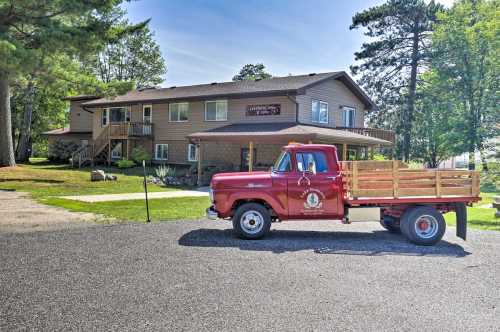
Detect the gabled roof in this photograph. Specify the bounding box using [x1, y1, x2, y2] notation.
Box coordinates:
[82, 71, 376, 109]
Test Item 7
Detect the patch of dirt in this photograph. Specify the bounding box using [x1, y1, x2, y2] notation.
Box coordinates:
[0, 190, 100, 233]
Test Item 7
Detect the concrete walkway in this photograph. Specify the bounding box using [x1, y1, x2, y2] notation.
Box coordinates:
[61, 189, 209, 203]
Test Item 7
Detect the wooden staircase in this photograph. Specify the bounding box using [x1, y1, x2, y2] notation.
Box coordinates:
[71, 122, 153, 168]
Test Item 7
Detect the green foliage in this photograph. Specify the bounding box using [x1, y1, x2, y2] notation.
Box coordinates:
[431, 0, 499, 168]
[350, 0, 443, 160]
[155, 164, 176, 179]
[86, 21, 166, 87]
[480, 162, 499, 193]
[232, 63, 272, 81]
[116, 159, 136, 169]
[47, 140, 80, 162]
[372, 153, 388, 161]
[131, 146, 151, 164]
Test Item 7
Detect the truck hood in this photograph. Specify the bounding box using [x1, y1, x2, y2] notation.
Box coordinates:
[211, 171, 272, 190]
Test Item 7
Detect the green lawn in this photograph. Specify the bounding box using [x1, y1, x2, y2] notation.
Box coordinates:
[0, 158, 176, 198]
[444, 192, 499, 231]
[0, 159, 208, 222]
[44, 197, 210, 222]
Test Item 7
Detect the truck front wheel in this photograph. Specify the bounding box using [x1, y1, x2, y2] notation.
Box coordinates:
[232, 203, 271, 240]
[400, 206, 446, 246]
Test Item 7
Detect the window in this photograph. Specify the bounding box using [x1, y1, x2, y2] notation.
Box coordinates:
[101, 109, 108, 127]
[111, 142, 122, 158]
[273, 152, 291, 172]
[342, 107, 356, 128]
[169, 103, 188, 122]
[107, 107, 130, 123]
[296, 152, 329, 173]
[311, 100, 328, 124]
[143, 105, 152, 123]
[188, 144, 198, 162]
[205, 100, 227, 121]
[155, 144, 168, 160]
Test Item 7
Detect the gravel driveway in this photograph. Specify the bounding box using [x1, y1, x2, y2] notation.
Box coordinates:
[1, 219, 499, 331]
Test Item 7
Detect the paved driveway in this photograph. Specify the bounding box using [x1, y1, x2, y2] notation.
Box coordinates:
[1, 219, 499, 331]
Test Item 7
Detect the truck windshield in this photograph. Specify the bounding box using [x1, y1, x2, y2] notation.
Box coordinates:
[273, 151, 291, 172]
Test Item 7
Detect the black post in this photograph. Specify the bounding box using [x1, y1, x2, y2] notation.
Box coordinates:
[142, 160, 151, 223]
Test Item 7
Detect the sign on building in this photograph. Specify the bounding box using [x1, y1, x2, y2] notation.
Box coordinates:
[246, 104, 281, 116]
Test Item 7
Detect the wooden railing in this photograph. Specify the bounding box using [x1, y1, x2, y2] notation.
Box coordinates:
[71, 144, 92, 168]
[341, 160, 480, 199]
[108, 122, 153, 138]
[335, 127, 395, 143]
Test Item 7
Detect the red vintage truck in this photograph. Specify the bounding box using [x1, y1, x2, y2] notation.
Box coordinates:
[206, 144, 481, 246]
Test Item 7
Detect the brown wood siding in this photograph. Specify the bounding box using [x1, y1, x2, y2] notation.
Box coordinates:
[69, 100, 93, 132]
[297, 78, 366, 128]
[148, 96, 296, 141]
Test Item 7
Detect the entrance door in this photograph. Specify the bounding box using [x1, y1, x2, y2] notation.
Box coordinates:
[286, 150, 340, 219]
[143, 105, 152, 135]
[241, 148, 256, 171]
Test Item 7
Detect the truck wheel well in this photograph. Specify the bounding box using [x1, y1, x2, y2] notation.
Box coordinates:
[231, 199, 276, 217]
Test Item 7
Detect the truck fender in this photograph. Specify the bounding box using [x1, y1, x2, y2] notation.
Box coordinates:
[228, 191, 286, 218]
[454, 202, 467, 241]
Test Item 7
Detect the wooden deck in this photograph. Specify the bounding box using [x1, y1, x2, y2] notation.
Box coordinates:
[340, 161, 480, 200]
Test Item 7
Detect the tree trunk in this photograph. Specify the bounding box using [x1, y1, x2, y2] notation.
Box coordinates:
[16, 79, 35, 162]
[403, 28, 420, 162]
[0, 74, 16, 167]
[480, 150, 489, 172]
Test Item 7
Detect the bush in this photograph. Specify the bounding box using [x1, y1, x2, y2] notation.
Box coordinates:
[131, 146, 151, 164]
[116, 159, 136, 168]
[48, 140, 80, 162]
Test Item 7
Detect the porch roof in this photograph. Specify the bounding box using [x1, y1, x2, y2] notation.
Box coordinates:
[187, 122, 393, 146]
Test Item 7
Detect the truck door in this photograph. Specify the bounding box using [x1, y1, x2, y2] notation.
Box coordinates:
[287, 150, 340, 219]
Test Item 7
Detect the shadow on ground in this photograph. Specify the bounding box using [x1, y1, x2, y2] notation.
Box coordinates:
[178, 228, 470, 257]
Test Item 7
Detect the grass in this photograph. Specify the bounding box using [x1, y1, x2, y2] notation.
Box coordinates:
[444, 192, 500, 231]
[0, 158, 208, 223]
[44, 197, 210, 222]
[0, 158, 177, 198]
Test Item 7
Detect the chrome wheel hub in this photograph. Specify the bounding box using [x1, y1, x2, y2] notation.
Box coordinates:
[240, 210, 264, 234]
[414, 215, 439, 239]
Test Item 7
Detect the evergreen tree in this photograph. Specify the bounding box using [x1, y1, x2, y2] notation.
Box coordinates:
[350, 0, 442, 161]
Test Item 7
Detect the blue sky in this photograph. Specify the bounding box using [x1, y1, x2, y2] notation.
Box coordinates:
[123, 0, 453, 87]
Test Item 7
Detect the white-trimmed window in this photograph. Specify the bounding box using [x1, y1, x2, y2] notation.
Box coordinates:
[143, 104, 152, 123]
[342, 106, 356, 128]
[205, 100, 227, 121]
[101, 108, 108, 127]
[155, 144, 168, 160]
[188, 144, 198, 162]
[312, 100, 328, 124]
[169, 102, 188, 122]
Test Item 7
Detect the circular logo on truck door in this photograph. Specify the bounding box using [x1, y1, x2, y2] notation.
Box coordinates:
[305, 192, 322, 209]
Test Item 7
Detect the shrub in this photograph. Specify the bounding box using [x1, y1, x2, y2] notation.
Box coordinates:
[116, 159, 136, 168]
[48, 140, 80, 162]
[131, 146, 151, 164]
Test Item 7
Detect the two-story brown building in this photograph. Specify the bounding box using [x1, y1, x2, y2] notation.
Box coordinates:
[45, 71, 394, 184]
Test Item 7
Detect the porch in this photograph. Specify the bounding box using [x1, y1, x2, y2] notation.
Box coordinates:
[188, 122, 394, 186]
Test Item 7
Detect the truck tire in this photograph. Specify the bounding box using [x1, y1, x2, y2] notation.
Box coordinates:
[232, 203, 271, 240]
[400, 206, 446, 246]
[380, 215, 401, 233]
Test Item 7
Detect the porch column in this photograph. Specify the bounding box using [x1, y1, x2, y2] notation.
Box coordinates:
[197, 142, 203, 187]
[126, 140, 130, 160]
[342, 143, 347, 161]
[248, 141, 254, 172]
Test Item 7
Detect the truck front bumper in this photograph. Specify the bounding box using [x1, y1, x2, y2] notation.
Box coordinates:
[206, 206, 219, 220]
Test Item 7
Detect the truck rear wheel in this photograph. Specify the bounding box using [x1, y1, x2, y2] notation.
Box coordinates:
[400, 206, 446, 246]
[380, 215, 401, 233]
[232, 203, 271, 240]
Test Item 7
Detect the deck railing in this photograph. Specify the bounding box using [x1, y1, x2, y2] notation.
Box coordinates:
[335, 127, 395, 143]
[108, 122, 153, 138]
